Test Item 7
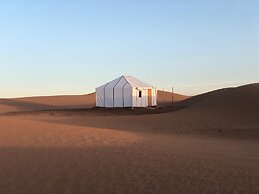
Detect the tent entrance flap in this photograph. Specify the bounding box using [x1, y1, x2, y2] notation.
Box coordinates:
[148, 89, 152, 106]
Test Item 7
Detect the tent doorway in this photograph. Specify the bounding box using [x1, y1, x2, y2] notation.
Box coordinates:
[148, 89, 152, 106]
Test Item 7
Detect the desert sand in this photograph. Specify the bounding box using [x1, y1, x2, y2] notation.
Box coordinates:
[0, 84, 259, 194]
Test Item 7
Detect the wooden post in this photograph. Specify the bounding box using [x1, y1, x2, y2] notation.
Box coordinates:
[172, 86, 174, 106]
[163, 87, 165, 105]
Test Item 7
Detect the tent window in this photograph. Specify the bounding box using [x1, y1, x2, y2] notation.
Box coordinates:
[139, 91, 142, 98]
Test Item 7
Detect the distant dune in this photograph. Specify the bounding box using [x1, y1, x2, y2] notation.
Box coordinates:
[15, 93, 96, 109]
[0, 93, 95, 113]
[157, 90, 190, 106]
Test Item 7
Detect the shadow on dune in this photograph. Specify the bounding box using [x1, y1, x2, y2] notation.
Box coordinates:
[1, 141, 259, 194]
[3, 106, 187, 117]
[46, 115, 259, 139]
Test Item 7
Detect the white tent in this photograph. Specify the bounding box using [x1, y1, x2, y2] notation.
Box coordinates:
[96, 75, 157, 107]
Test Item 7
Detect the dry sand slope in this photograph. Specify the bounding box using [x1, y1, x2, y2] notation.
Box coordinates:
[0, 83, 259, 194]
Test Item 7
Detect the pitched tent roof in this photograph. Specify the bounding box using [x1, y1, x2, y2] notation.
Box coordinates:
[124, 76, 152, 87]
[96, 75, 153, 89]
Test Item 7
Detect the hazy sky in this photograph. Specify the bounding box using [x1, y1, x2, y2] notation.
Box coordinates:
[0, 0, 258, 98]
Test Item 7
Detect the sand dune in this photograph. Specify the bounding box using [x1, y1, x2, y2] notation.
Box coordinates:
[178, 83, 259, 108]
[0, 83, 258, 193]
[177, 83, 259, 118]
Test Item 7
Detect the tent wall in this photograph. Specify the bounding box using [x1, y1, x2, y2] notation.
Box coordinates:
[114, 77, 128, 107]
[96, 84, 107, 107]
[96, 89, 102, 107]
[103, 77, 121, 107]
[152, 89, 157, 106]
[132, 88, 149, 107]
[96, 76, 133, 107]
[122, 83, 132, 107]
[104, 87, 113, 107]
[132, 87, 157, 107]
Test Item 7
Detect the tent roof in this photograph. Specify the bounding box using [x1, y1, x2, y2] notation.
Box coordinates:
[96, 75, 153, 89]
[123, 75, 152, 87]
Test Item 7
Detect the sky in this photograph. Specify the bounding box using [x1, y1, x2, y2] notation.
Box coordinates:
[0, 0, 258, 98]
